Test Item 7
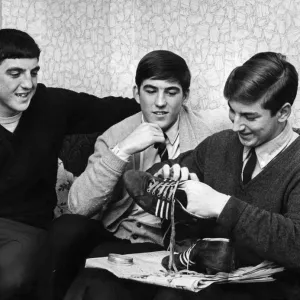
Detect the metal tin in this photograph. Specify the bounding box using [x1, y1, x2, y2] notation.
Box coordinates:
[108, 253, 134, 265]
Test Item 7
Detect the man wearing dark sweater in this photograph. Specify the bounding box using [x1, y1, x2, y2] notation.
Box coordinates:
[141, 52, 300, 299]
[0, 29, 139, 299]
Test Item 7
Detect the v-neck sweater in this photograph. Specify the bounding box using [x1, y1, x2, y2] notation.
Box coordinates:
[0, 83, 140, 229]
[152, 129, 300, 273]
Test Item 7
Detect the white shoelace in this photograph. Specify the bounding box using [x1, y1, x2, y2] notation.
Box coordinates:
[147, 178, 179, 220]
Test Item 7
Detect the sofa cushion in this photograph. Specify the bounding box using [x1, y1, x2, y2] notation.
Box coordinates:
[55, 132, 100, 218]
[59, 132, 100, 176]
[54, 159, 75, 218]
[55, 128, 300, 218]
[293, 128, 300, 135]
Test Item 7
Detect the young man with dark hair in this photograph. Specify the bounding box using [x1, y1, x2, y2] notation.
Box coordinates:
[0, 28, 140, 300]
[126, 52, 300, 299]
[65, 50, 231, 299]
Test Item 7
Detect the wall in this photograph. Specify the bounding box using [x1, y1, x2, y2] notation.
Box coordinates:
[2, 0, 300, 125]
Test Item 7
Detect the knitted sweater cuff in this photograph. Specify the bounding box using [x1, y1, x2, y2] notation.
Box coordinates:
[101, 148, 128, 173]
[216, 196, 248, 232]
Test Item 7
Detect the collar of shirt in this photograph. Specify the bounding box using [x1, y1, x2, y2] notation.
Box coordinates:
[243, 122, 297, 169]
[0, 112, 22, 133]
[141, 114, 180, 146]
[0, 112, 22, 125]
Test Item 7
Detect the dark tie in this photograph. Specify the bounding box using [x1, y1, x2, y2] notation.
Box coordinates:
[156, 134, 169, 162]
[243, 148, 257, 184]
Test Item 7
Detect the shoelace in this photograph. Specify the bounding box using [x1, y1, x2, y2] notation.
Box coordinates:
[179, 241, 198, 269]
[147, 178, 179, 220]
[147, 177, 180, 271]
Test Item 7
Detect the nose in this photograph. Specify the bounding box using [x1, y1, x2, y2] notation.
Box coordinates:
[232, 116, 246, 132]
[155, 91, 167, 107]
[21, 73, 34, 89]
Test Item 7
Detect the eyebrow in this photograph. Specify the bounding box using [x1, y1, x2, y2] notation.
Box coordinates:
[6, 66, 40, 73]
[242, 112, 260, 118]
[32, 66, 41, 72]
[143, 84, 181, 91]
[228, 103, 261, 117]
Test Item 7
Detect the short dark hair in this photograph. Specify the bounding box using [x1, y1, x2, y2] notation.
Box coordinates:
[135, 50, 191, 96]
[0, 28, 41, 64]
[224, 52, 298, 115]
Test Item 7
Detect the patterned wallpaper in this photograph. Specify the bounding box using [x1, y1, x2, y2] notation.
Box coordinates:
[2, 0, 300, 125]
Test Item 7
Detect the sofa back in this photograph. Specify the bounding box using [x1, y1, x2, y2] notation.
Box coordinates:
[55, 128, 300, 218]
[55, 132, 101, 217]
[59, 132, 100, 176]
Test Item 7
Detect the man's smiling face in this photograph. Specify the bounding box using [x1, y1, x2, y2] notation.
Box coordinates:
[134, 78, 187, 131]
[0, 58, 40, 117]
[228, 99, 284, 148]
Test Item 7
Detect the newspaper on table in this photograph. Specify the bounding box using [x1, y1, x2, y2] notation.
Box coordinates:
[85, 251, 284, 293]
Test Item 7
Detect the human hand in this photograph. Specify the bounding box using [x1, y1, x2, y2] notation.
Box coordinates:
[181, 178, 229, 218]
[118, 123, 165, 155]
[154, 163, 195, 181]
[154, 164, 229, 218]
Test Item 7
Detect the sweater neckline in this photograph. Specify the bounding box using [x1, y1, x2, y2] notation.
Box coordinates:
[240, 135, 300, 187]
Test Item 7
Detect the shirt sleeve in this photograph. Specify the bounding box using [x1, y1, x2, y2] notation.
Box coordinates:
[112, 144, 131, 162]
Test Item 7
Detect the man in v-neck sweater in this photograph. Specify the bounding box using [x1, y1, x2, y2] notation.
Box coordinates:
[148, 52, 300, 299]
[0, 29, 140, 299]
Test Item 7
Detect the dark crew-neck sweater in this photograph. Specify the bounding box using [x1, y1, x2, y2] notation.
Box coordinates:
[0, 83, 140, 229]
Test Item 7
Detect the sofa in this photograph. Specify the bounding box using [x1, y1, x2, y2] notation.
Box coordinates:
[54, 127, 300, 218]
[55, 132, 100, 217]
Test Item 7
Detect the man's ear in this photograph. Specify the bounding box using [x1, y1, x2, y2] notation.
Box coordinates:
[183, 89, 190, 104]
[277, 103, 291, 123]
[133, 86, 140, 104]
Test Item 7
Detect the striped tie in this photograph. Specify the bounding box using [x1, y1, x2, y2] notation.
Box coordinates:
[243, 148, 257, 184]
[156, 133, 169, 162]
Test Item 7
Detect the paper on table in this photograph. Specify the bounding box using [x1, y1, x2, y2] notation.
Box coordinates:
[85, 251, 284, 293]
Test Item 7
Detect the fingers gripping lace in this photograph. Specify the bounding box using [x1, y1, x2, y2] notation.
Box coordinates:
[147, 178, 179, 220]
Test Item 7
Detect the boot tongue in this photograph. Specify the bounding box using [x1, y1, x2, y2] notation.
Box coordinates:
[175, 189, 187, 208]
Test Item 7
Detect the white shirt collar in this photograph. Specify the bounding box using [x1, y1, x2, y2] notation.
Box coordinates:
[0, 112, 22, 124]
[243, 122, 296, 169]
[0, 112, 22, 133]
